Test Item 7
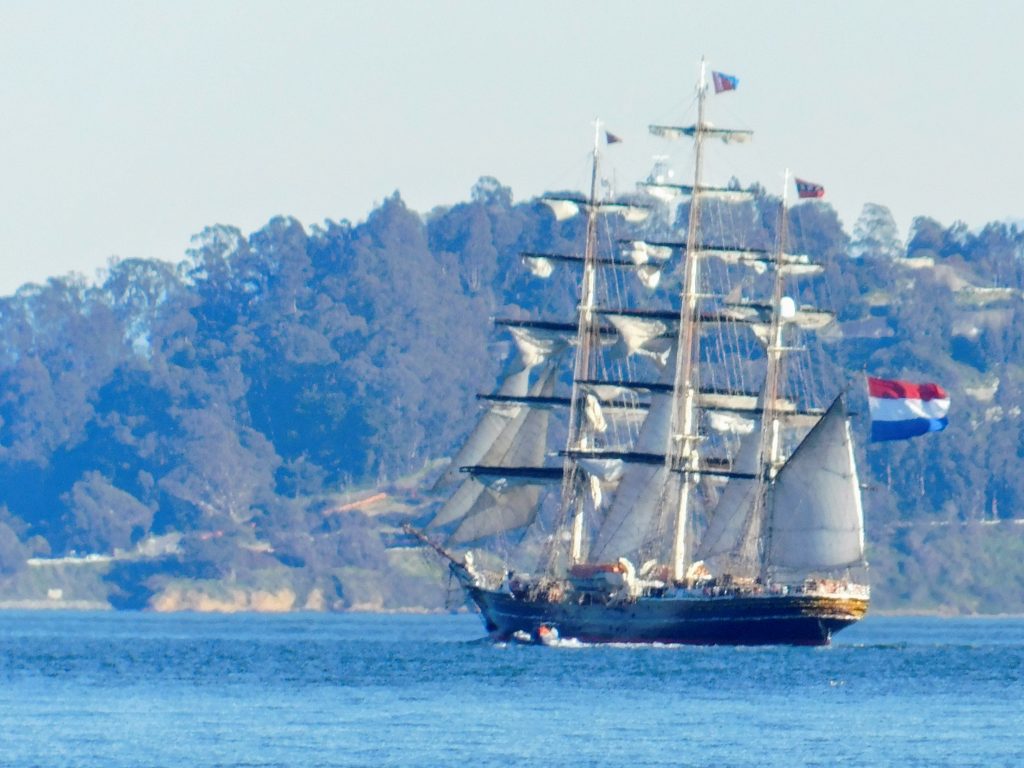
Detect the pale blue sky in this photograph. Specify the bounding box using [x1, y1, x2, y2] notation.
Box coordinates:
[0, 1, 1020, 296]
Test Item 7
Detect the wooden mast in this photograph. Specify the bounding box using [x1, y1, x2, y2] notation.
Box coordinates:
[754, 171, 792, 579]
[564, 120, 604, 565]
[669, 59, 709, 582]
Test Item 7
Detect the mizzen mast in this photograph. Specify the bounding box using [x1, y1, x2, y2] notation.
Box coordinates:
[751, 170, 795, 577]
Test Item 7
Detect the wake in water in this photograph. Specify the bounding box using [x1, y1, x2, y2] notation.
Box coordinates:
[497, 627, 698, 651]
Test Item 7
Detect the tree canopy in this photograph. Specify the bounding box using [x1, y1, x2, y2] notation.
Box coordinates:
[1, 178, 1023, 613]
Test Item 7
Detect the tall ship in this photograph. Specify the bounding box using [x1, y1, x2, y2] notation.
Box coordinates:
[410, 61, 869, 646]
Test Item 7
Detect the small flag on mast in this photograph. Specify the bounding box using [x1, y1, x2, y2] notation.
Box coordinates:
[868, 376, 950, 442]
[605, 131, 623, 145]
[795, 178, 825, 199]
[711, 71, 739, 94]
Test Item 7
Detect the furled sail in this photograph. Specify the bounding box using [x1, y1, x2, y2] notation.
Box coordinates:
[497, 319, 618, 349]
[622, 240, 677, 264]
[649, 123, 753, 144]
[601, 202, 652, 223]
[478, 393, 650, 432]
[765, 396, 866, 573]
[520, 251, 668, 290]
[620, 241, 821, 278]
[720, 301, 834, 330]
[635, 264, 662, 290]
[541, 196, 651, 223]
[506, 324, 571, 367]
[522, 251, 647, 270]
[523, 253, 555, 278]
[707, 410, 755, 435]
[542, 197, 584, 221]
[640, 182, 754, 202]
[605, 313, 672, 364]
[704, 248, 823, 277]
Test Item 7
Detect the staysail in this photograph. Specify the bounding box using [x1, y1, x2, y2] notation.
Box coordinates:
[589, 360, 677, 563]
[693, 414, 763, 572]
[428, 362, 557, 535]
[431, 366, 532, 490]
[447, 367, 557, 545]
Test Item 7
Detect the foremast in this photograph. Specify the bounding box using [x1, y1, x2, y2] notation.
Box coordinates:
[530, 121, 655, 574]
[562, 122, 605, 565]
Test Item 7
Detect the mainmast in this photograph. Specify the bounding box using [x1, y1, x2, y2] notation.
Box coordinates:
[642, 59, 754, 581]
[668, 59, 709, 582]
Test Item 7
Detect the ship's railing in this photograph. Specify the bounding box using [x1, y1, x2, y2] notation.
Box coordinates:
[487, 568, 871, 602]
[660, 577, 871, 601]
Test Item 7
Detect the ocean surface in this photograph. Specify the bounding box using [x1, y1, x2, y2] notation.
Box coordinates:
[0, 611, 1021, 767]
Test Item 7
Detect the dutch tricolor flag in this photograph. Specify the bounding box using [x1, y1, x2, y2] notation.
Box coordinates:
[868, 376, 950, 442]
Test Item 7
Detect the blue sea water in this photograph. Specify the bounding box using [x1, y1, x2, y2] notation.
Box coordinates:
[0, 611, 1022, 767]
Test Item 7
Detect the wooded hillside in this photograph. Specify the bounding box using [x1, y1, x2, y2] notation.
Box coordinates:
[1, 177, 1022, 613]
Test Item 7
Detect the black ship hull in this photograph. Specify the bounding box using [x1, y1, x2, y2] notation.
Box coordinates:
[465, 585, 867, 646]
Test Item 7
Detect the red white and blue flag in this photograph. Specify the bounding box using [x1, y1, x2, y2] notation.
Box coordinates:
[711, 71, 739, 94]
[795, 178, 825, 199]
[868, 376, 950, 442]
[605, 130, 623, 145]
